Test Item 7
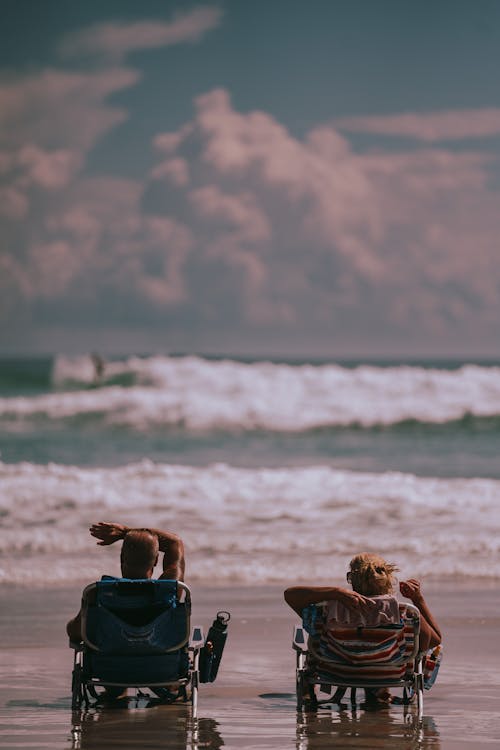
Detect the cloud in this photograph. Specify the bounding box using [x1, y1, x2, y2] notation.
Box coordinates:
[0, 68, 138, 151]
[0, 65, 137, 222]
[0, 174, 194, 326]
[190, 185, 271, 245]
[58, 6, 222, 63]
[46, 176, 192, 295]
[145, 90, 500, 335]
[28, 240, 83, 297]
[2, 59, 500, 350]
[0, 3, 220, 332]
[334, 108, 500, 142]
[0, 186, 28, 219]
[17, 145, 83, 189]
[135, 216, 192, 306]
[154, 89, 383, 282]
[0, 65, 138, 234]
[151, 157, 190, 186]
[0, 9, 221, 341]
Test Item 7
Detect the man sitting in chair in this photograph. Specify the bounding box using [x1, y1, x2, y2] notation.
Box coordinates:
[66, 521, 185, 642]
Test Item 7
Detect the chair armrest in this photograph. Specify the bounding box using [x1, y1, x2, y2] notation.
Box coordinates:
[189, 625, 205, 651]
[69, 639, 83, 650]
[402, 603, 422, 662]
[293, 625, 308, 652]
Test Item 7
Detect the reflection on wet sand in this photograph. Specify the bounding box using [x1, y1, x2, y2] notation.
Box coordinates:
[69, 697, 442, 750]
[296, 708, 441, 750]
[70, 701, 224, 750]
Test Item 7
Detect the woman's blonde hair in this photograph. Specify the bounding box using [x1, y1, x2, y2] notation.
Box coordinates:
[348, 553, 398, 596]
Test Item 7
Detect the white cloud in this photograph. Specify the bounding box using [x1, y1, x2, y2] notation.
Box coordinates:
[25, 176, 192, 308]
[58, 6, 222, 63]
[334, 108, 500, 142]
[151, 157, 190, 186]
[0, 68, 138, 150]
[28, 240, 83, 297]
[2, 62, 500, 348]
[144, 90, 500, 332]
[190, 185, 271, 244]
[0, 9, 219, 338]
[17, 145, 83, 189]
[136, 217, 193, 306]
[0, 66, 138, 227]
[154, 125, 194, 155]
[0, 186, 28, 219]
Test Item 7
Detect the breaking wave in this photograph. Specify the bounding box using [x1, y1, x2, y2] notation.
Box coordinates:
[1, 460, 498, 586]
[1, 355, 500, 431]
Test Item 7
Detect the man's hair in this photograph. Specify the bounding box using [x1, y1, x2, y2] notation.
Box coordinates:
[120, 529, 159, 577]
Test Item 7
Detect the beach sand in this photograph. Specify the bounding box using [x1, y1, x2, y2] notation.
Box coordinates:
[0, 580, 499, 749]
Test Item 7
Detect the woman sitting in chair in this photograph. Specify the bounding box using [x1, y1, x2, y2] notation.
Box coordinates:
[284, 552, 441, 656]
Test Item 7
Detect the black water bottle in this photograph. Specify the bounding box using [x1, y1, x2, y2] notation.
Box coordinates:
[200, 611, 230, 683]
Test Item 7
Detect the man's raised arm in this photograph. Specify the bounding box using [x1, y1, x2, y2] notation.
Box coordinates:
[90, 522, 185, 581]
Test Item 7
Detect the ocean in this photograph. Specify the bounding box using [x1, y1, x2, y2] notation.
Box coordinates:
[1, 354, 499, 587]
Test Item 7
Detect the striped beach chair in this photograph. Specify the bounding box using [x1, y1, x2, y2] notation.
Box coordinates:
[293, 601, 424, 718]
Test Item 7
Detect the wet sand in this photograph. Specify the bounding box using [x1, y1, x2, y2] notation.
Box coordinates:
[0, 580, 499, 749]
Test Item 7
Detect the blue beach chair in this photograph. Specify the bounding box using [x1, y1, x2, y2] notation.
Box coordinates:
[70, 579, 205, 715]
[292, 602, 425, 719]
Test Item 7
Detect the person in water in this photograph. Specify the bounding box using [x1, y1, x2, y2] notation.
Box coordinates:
[66, 521, 185, 642]
[284, 552, 441, 653]
[90, 353, 105, 385]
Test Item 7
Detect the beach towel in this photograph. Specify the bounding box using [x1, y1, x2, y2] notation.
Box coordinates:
[325, 594, 401, 628]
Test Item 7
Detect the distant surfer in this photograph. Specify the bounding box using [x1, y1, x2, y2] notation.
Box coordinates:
[90, 353, 105, 386]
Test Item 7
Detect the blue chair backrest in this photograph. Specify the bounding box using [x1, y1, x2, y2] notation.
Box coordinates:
[83, 579, 189, 655]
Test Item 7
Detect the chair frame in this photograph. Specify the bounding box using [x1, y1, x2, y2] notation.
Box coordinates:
[70, 580, 205, 716]
[293, 602, 424, 719]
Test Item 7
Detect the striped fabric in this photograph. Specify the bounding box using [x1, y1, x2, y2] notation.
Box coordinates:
[303, 604, 416, 685]
[423, 644, 443, 689]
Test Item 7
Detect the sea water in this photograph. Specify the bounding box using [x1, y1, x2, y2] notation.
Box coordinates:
[0, 354, 499, 586]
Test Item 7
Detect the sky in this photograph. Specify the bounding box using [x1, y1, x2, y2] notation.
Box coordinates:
[1, 0, 500, 358]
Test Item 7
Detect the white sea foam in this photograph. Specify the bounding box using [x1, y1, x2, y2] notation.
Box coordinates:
[0, 460, 498, 586]
[1, 355, 500, 430]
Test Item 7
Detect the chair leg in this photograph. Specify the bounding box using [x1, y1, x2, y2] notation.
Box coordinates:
[307, 684, 318, 710]
[331, 687, 347, 704]
[416, 674, 424, 720]
[190, 646, 200, 719]
[296, 670, 305, 711]
[191, 671, 198, 719]
[71, 649, 88, 711]
[296, 671, 318, 711]
[414, 654, 424, 720]
[71, 663, 83, 711]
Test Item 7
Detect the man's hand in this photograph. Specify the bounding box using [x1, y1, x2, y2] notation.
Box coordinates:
[399, 578, 423, 604]
[90, 522, 129, 546]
